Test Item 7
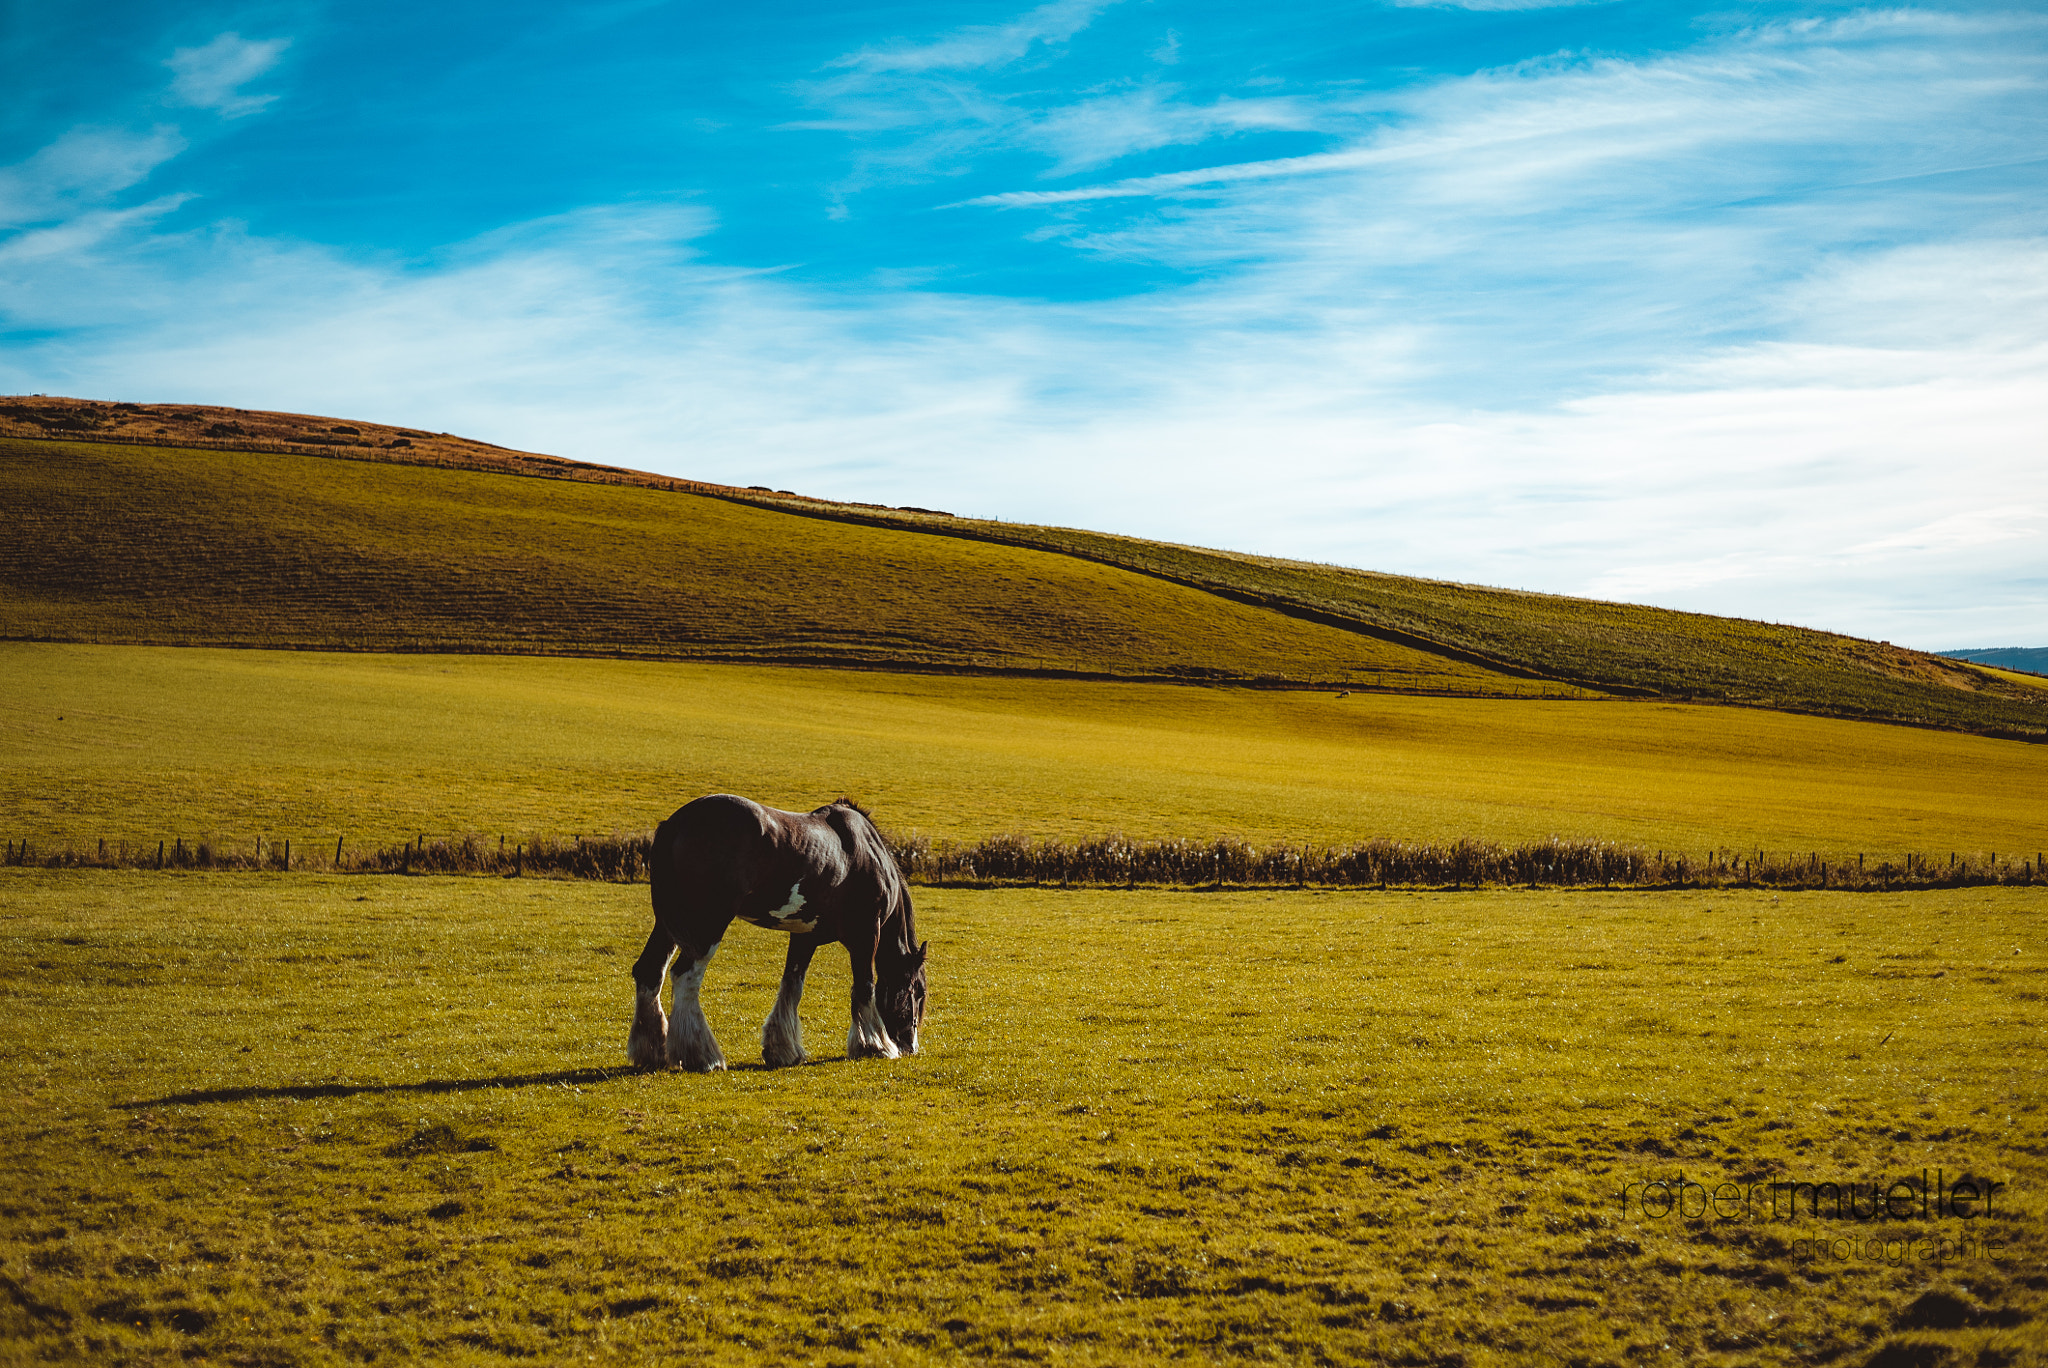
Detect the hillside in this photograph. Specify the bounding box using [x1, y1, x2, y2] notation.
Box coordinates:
[3, 395, 2043, 739]
[0, 435, 1526, 693]
[738, 498, 2046, 738]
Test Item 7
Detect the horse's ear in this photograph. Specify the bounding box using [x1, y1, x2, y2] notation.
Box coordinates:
[917, 939, 929, 965]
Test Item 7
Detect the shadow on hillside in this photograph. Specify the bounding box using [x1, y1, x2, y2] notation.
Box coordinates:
[119, 1058, 840, 1108]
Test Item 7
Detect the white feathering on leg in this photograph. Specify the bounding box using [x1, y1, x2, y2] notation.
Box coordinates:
[665, 946, 726, 1072]
[761, 960, 810, 1068]
[846, 996, 900, 1061]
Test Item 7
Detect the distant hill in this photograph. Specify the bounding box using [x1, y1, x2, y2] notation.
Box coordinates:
[3, 395, 2044, 740]
[1941, 648, 2048, 676]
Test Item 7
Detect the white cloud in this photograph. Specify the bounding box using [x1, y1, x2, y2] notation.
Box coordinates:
[968, 12, 2044, 211]
[0, 196, 193, 266]
[1390, 0, 1613, 9]
[1021, 89, 1318, 175]
[165, 32, 290, 118]
[832, 0, 1112, 74]
[0, 127, 186, 228]
[792, 0, 1199, 188]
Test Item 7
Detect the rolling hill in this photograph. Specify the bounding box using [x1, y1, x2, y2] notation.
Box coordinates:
[3, 394, 2043, 740]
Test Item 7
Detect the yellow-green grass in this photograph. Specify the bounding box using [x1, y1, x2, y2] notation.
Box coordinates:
[753, 497, 2048, 739]
[0, 437, 1521, 693]
[1, 870, 2042, 1365]
[12, 431, 2046, 740]
[1981, 667, 2048, 694]
[5, 645, 2045, 862]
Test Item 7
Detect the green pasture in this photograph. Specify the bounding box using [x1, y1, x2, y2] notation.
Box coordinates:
[4, 645, 2046, 860]
[7, 434, 2043, 739]
[741, 494, 2047, 738]
[0, 437, 1509, 692]
[0, 871, 2041, 1365]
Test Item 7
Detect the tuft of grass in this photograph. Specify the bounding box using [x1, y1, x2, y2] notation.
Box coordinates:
[5, 645, 2047, 859]
[0, 870, 2041, 1364]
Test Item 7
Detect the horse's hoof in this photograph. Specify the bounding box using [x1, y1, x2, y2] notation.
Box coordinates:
[845, 1034, 901, 1061]
[763, 1046, 808, 1069]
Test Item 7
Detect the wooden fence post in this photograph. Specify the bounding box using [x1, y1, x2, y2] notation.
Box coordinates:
[335, 835, 344, 868]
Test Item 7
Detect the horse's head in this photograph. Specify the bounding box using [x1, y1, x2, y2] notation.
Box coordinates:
[879, 939, 928, 1055]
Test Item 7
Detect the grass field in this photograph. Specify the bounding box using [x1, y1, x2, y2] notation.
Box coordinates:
[5, 645, 2047, 861]
[6, 429, 2043, 739]
[1, 870, 2041, 1366]
[749, 496, 2048, 740]
[0, 437, 1517, 693]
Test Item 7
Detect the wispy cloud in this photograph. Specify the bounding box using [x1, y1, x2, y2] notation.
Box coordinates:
[831, 0, 1113, 75]
[956, 144, 1370, 206]
[966, 12, 2044, 209]
[792, 0, 1284, 192]
[0, 196, 193, 266]
[1391, 0, 1614, 10]
[1021, 89, 1318, 175]
[165, 32, 290, 118]
[0, 127, 186, 228]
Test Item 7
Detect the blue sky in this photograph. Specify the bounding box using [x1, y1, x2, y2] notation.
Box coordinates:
[3, 1, 2044, 648]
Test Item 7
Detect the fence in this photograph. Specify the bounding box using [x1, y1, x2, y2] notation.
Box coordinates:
[2, 832, 2040, 891]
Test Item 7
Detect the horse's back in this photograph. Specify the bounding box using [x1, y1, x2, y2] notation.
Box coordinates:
[653, 795, 776, 907]
[651, 795, 870, 934]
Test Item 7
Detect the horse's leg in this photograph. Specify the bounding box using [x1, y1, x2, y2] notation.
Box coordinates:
[844, 932, 901, 1061]
[626, 926, 675, 1070]
[665, 939, 727, 1072]
[761, 933, 823, 1068]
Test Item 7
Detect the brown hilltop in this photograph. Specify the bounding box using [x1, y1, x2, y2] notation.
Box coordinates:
[0, 394, 742, 496]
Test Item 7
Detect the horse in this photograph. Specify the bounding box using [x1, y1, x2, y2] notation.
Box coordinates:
[626, 794, 928, 1072]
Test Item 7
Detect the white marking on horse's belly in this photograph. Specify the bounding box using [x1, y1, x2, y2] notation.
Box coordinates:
[767, 881, 816, 931]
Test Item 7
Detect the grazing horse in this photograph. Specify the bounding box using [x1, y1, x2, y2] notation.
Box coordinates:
[627, 795, 927, 1072]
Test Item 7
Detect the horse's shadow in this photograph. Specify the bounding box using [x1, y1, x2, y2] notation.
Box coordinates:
[119, 1057, 847, 1109]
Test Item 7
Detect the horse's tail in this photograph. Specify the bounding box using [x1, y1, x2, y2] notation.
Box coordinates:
[648, 813, 682, 929]
[648, 795, 763, 948]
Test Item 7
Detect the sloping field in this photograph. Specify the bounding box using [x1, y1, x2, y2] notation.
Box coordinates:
[5, 645, 2044, 859]
[1, 872, 2040, 1365]
[739, 495, 2048, 738]
[5, 407, 2044, 738]
[0, 437, 1523, 693]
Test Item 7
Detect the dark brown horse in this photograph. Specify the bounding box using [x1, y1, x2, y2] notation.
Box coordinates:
[627, 795, 927, 1071]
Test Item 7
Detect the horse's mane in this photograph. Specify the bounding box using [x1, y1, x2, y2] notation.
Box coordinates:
[818, 797, 913, 947]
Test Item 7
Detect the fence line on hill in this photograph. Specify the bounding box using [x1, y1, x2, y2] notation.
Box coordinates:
[2, 831, 2040, 891]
